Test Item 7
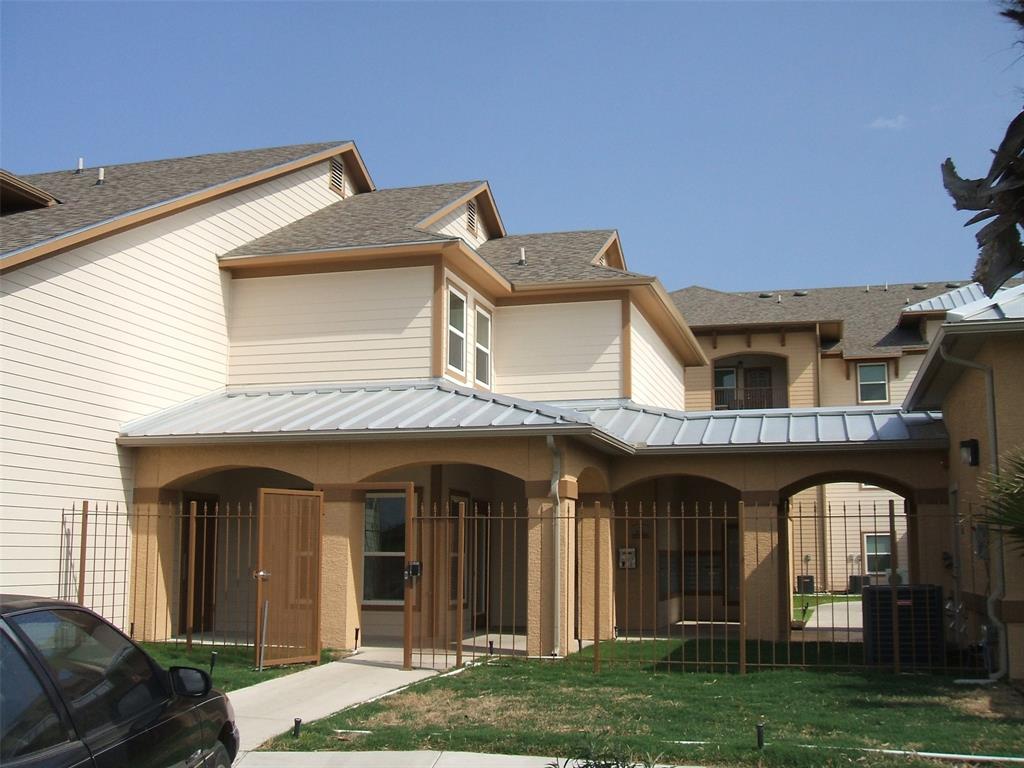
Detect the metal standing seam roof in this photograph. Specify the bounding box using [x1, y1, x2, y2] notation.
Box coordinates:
[118, 381, 597, 445]
[119, 380, 947, 452]
[554, 400, 947, 452]
[901, 282, 989, 313]
[945, 282, 1024, 322]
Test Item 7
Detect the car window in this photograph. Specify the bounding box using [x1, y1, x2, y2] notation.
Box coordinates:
[11, 609, 167, 736]
[0, 632, 69, 760]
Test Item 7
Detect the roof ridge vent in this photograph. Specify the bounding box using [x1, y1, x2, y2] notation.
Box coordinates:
[793, 290, 808, 297]
[758, 292, 772, 298]
[913, 283, 928, 290]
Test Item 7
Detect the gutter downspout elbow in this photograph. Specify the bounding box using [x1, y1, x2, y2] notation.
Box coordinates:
[938, 343, 1006, 681]
[547, 435, 562, 657]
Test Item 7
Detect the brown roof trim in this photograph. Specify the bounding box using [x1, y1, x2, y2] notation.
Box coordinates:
[416, 181, 506, 238]
[0, 143, 366, 274]
[0, 169, 59, 208]
[593, 231, 625, 270]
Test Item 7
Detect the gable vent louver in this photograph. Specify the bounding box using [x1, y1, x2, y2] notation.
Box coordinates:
[466, 198, 478, 236]
[330, 157, 345, 196]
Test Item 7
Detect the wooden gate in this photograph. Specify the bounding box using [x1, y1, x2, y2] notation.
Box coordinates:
[255, 488, 323, 668]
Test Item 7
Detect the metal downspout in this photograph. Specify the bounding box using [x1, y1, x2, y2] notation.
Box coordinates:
[938, 343, 1007, 681]
[547, 435, 562, 657]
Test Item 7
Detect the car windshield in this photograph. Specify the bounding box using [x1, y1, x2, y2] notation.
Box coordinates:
[11, 609, 167, 735]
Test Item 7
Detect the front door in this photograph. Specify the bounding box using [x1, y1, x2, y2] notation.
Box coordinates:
[254, 488, 323, 668]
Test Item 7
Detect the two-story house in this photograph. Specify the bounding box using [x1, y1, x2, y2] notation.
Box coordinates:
[1, 142, 1013, 677]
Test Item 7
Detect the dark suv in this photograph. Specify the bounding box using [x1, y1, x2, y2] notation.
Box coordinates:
[0, 595, 239, 768]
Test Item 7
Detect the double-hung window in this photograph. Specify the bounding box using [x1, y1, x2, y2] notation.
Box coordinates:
[474, 307, 492, 386]
[447, 287, 466, 374]
[864, 533, 892, 575]
[857, 362, 888, 403]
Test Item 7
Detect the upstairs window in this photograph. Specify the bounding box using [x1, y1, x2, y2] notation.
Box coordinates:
[466, 199, 478, 236]
[857, 362, 888, 403]
[474, 307, 492, 386]
[330, 157, 345, 196]
[447, 287, 467, 374]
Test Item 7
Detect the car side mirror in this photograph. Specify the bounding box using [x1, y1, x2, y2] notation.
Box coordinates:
[169, 666, 212, 697]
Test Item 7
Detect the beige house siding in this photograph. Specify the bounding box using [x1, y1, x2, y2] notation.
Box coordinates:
[630, 303, 685, 410]
[819, 355, 923, 407]
[0, 162, 342, 595]
[434, 201, 488, 249]
[493, 300, 622, 401]
[228, 266, 433, 386]
[684, 330, 818, 411]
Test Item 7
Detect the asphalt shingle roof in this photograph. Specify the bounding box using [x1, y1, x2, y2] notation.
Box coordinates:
[671, 281, 984, 357]
[476, 231, 649, 285]
[219, 181, 482, 258]
[1, 142, 346, 257]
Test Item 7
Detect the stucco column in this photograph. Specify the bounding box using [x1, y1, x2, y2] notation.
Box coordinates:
[319, 486, 362, 650]
[741, 492, 785, 643]
[525, 479, 577, 657]
[578, 494, 615, 642]
[130, 487, 179, 642]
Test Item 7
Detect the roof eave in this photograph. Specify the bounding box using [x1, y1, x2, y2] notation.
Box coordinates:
[1, 142, 361, 273]
[632, 439, 947, 456]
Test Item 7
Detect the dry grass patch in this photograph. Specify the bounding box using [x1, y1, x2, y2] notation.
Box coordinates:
[952, 684, 1024, 720]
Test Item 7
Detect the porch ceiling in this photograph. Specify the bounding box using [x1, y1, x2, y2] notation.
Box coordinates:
[119, 380, 947, 456]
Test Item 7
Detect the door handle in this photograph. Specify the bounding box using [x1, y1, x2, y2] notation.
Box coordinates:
[253, 569, 272, 581]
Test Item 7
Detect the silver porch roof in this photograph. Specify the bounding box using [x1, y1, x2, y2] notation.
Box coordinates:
[118, 381, 602, 446]
[120, 380, 946, 453]
[552, 401, 946, 453]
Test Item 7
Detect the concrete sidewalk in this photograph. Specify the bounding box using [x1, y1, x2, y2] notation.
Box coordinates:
[229, 647, 435, 753]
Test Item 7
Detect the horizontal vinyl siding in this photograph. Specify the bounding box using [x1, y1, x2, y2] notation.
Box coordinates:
[434, 202, 487, 249]
[494, 300, 622, 401]
[823, 483, 909, 591]
[0, 161, 341, 601]
[630, 304, 685, 410]
[229, 266, 433, 386]
[684, 330, 818, 411]
[819, 355, 923, 407]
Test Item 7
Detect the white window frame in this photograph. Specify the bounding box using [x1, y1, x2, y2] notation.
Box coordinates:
[362, 491, 408, 606]
[447, 286, 467, 375]
[863, 532, 892, 575]
[856, 362, 889, 404]
[474, 305, 492, 387]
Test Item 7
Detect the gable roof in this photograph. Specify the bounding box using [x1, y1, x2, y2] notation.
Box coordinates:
[672, 281, 977, 358]
[476, 231, 647, 285]
[0, 142, 365, 267]
[219, 181, 483, 258]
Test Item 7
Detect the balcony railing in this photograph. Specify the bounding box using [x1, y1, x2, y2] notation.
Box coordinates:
[714, 387, 785, 410]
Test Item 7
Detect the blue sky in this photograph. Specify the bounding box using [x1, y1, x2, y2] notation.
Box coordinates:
[2, 1, 1021, 292]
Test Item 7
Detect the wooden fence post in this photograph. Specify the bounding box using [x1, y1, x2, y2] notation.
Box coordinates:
[77, 501, 89, 605]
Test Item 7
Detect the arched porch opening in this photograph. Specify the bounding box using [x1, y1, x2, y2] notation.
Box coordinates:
[350, 462, 531, 655]
[778, 471, 917, 651]
[611, 475, 742, 639]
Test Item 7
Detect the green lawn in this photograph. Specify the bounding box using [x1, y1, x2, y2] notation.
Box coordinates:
[263, 643, 1024, 767]
[792, 593, 861, 622]
[142, 642, 338, 692]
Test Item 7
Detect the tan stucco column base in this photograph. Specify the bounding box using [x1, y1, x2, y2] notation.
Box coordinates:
[578, 495, 615, 642]
[130, 489, 179, 643]
[526, 493, 577, 658]
[319, 487, 362, 650]
[742, 493, 784, 643]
